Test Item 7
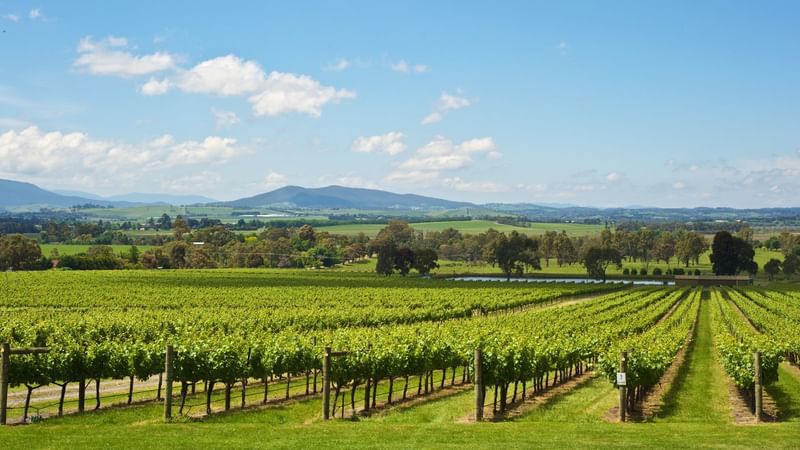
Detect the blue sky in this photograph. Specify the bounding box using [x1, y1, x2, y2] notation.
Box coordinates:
[0, 1, 798, 207]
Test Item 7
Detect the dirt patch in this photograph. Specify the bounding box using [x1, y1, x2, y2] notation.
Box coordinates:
[725, 380, 778, 424]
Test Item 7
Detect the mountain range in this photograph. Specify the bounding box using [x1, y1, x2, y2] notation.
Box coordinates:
[1, 178, 799, 223]
[220, 185, 471, 210]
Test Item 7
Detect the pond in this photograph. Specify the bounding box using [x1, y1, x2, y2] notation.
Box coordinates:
[448, 276, 675, 286]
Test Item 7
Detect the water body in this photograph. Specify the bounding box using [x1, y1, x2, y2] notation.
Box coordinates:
[448, 276, 674, 286]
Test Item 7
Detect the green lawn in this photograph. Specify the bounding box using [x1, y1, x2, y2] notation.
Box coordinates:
[653, 298, 731, 422]
[317, 219, 605, 237]
[39, 244, 153, 256]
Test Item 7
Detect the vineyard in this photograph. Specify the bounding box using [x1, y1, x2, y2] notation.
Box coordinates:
[1, 270, 800, 448]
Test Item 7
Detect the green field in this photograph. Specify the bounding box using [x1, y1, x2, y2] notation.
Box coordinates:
[318, 219, 605, 237]
[39, 244, 154, 256]
[2, 271, 800, 448]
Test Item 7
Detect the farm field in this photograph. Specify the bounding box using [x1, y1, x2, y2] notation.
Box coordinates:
[1, 271, 800, 448]
[316, 219, 605, 237]
[39, 244, 154, 256]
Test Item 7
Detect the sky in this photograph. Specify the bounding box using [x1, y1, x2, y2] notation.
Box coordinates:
[0, 0, 799, 208]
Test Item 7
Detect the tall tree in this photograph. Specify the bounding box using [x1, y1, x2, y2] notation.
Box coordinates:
[583, 247, 622, 282]
[0, 234, 42, 270]
[710, 231, 756, 276]
[675, 232, 708, 267]
[783, 254, 799, 279]
[486, 231, 541, 280]
[393, 247, 415, 276]
[764, 258, 781, 281]
[412, 248, 439, 275]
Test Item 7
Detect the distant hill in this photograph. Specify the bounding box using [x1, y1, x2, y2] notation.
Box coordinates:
[222, 185, 473, 210]
[1, 179, 215, 209]
[54, 190, 216, 205]
[0, 179, 118, 209]
[103, 193, 217, 205]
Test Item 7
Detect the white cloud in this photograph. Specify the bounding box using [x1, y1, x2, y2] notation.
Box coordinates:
[29, 8, 41, 20]
[439, 93, 471, 111]
[421, 91, 471, 125]
[421, 112, 442, 125]
[0, 126, 245, 184]
[352, 132, 406, 155]
[390, 60, 410, 73]
[74, 36, 176, 77]
[176, 55, 265, 96]
[606, 172, 622, 182]
[672, 181, 686, 190]
[3, 14, 19, 22]
[323, 58, 351, 72]
[391, 59, 428, 74]
[212, 109, 240, 129]
[75, 40, 354, 118]
[149, 55, 355, 117]
[387, 136, 499, 183]
[249, 71, 355, 117]
[557, 41, 568, 55]
[442, 177, 507, 193]
[140, 77, 170, 95]
[263, 171, 288, 189]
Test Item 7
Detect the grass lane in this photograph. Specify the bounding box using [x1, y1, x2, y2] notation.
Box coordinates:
[654, 297, 732, 423]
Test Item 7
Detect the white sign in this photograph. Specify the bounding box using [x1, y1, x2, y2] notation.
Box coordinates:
[616, 372, 627, 386]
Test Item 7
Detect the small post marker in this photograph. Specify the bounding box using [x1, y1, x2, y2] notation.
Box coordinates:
[618, 351, 628, 422]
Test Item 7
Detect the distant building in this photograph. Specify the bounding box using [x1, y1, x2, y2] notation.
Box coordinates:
[674, 275, 752, 287]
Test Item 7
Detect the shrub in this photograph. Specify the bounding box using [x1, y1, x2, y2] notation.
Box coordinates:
[652, 267, 663, 276]
[672, 268, 685, 275]
[694, 269, 701, 276]
[622, 268, 630, 275]
[639, 268, 648, 276]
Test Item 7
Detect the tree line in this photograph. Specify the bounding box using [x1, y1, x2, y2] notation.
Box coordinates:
[1, 219, 799, 280]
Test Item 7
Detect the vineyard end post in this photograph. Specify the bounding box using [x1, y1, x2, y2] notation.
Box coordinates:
[322, 347, 331, 420]
[164, 345, 174, 421]
[754, 351, 762, 422]
[0, 342, 9, 425]
[474, 348, 483, 422]
[618, 350, 627, 422]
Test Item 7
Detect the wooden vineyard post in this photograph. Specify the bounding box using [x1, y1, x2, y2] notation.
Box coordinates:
[164, 345, 174, 421]
[618, 350, 628, 422]
[0, 343, 9, 425]
[1, 343, 48, 425]
[754, 351, 762, 422]
[322, 347, 331, 420]
[474, 348, 483, 422]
